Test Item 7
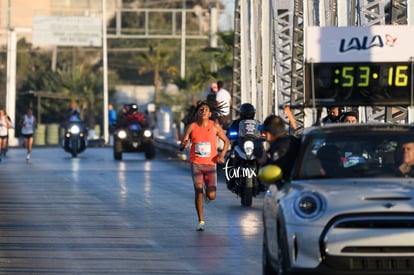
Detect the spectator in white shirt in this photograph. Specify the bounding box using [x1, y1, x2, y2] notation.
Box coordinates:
[216, 80, 232, 128]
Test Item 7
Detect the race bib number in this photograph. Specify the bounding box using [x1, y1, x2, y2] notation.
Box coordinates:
[195, 142, 211, 157]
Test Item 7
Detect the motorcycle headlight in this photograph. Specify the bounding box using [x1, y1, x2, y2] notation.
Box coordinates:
[117, 130, 127, 139]
[69, 125, 80, 134]
[243, 140, 254, 157]
[143, 129, 152, 138]
[294, 192, 325, 220]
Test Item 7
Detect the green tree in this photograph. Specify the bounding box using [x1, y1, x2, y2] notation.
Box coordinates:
[52, 64, 102, 128]
[14, 40, 117, 128]
[137, 41, 178, 106]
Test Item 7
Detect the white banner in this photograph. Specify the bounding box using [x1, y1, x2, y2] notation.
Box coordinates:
[305, 25, 414, 63]
[33, 16, 102, 47]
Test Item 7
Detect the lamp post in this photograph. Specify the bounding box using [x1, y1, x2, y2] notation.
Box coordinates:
[180, 0, 186, 79]
[102, 0, 109, 144]
[6, 0, 17, 146]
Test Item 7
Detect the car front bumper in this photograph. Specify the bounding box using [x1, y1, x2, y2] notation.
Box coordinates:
[283, 214, 414, 274]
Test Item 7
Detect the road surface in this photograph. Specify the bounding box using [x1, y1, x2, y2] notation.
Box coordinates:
[0, 146, 264, 274]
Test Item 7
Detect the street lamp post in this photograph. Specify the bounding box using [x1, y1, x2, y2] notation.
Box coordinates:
[102, 0, 109, 144]
[180, 0, 186, 79]
[6, 0, 17, 146]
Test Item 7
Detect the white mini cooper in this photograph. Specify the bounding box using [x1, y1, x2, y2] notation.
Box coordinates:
[262, 123, 414, 275]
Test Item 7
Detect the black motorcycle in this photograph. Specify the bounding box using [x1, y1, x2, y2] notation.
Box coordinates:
[61, 121, 87, 158]
[224, 119, 264, 206]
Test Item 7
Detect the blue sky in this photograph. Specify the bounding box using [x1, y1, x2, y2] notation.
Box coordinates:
[220, 0, 235, 31]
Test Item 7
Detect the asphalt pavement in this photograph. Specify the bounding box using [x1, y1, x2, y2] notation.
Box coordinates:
[0, 146, 264, 275]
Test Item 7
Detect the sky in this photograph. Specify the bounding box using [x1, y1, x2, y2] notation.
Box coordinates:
[220, 0, 235, 31]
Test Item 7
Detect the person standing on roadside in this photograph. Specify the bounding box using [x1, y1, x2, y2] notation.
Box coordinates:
[321, 106, 342, 124]
[206, 82, 220, 123]
[0, 108, 11, 161]
[108, 103, 117, 133]
[20, 108, 36, 162]
[255, 115, 301, 187]
[206, 82, 218, 104]
[179, 101, 230, 231]
[216, 80, 232, 128]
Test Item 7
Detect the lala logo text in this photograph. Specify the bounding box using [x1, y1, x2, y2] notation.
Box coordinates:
[339, 34, 397, 53]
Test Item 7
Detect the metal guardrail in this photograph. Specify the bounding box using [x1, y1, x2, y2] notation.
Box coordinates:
[154, 136, 187, 160]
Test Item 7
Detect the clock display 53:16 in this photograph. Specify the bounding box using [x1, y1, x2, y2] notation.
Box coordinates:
[334, 64, 410, 88]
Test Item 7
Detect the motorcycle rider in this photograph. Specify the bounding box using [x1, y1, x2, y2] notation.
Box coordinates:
[69, 109, 81, 122]
[226, 103, 262, 191]
[63, 109, 87, 152]
[119, 103, 147, 127]
[227, 103, 258, 144]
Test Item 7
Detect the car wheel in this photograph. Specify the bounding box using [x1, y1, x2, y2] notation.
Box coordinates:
[277, 224, 290, 275]
[114, 140, 122, 160]
[145, 142, 156, 160]
[114, 151, 122, 160]
[263, 230, 277, 275]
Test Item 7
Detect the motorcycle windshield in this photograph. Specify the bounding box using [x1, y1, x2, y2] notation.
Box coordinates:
[238, 119, 261, 138]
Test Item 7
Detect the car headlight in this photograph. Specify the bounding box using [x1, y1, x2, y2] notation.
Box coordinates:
[294, 192, 325, 220]
[143, 129, 152, 138]
[117, 130, 127, 139]
[69, 125, 80, 134]
[243, 140, 254, 157]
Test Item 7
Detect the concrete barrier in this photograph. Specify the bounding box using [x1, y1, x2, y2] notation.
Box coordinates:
[46, 123, 60, 145]
[34, 124, 46, 145]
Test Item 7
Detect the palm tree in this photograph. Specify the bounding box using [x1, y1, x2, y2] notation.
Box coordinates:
[47, 64, 103, 128]
[137, 41, 177, 106]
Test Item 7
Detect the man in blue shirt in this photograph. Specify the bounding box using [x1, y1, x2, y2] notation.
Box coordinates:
[108, 104, 117, 132]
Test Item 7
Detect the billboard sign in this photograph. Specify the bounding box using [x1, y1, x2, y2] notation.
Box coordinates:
[33, 16, 102, 47]
[305, 25, 414, 63]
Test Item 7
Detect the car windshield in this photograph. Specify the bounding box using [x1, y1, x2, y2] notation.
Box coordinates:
[296, 131, 414, 179]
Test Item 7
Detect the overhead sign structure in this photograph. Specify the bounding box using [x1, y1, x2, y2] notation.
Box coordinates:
[33, 16, 102, 47]
[304, 26, 414, 107]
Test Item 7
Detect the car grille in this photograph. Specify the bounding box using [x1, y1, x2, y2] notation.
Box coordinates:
[324, 255, 414, 272]
[130, 131, 141, 138]
[335, 219, 414, 229]
[321, 214, 414, 272]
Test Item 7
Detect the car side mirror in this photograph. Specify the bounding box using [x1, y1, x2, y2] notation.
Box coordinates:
[259, 164, 283, 184]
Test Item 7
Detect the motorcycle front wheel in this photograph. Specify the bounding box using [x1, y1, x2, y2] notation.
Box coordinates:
[71, 139, 78, 158]
[114, 140, 122, 160]
[240, 178, 253, 206]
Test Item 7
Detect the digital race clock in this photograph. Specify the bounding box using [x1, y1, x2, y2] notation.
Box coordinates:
[304, 26, 414, 107]
[304, 62, 413, 106]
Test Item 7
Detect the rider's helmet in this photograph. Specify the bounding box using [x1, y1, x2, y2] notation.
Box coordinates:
[128, 104, 138, 114]
[239, 103, 256, 119]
